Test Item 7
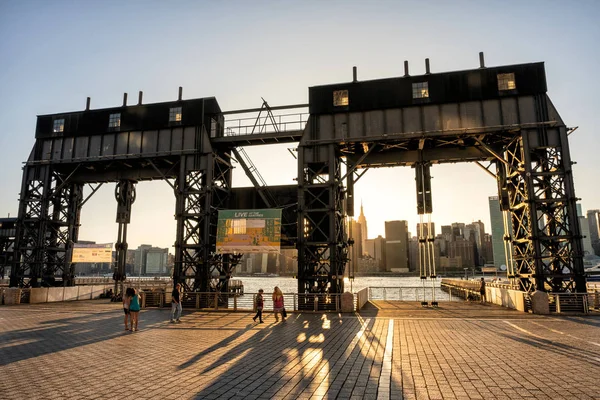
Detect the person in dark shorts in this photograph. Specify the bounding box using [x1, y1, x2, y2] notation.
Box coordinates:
[170, 283, 182, 323]
[479, 278, 486, 304]
[253, 289, 264, 323]
[122, 288, 131, 331]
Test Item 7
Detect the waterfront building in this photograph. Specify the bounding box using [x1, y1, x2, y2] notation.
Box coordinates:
[408, 237, 419, 272]
[448, 238, 475, 268]
[385, 220, 409, 272]
[145, 247, 169, 275]
[373, 235, 387, 272]
[441, 225, 452, 242]
[349, 219, 362, 276]
[586, 209, 600, 241]
[587, 210, 600, 256]
[482, 233, 494, 264]
[578, 215, 594, 257]
[489, 196, 508, 268]
[364, 238, 375, 259]
[439, 256, 463, 272]
[451, 223, 465, 241]
[465, 221, 485, 266]
[134, 244, 169, 275]
[357, 201, 368, 256]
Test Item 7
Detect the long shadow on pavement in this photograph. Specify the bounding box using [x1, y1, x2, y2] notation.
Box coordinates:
[0, 308, 136, 366]
[187, 313, 384, 399]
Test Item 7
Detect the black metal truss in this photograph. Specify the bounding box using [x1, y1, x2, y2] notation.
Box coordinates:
[173, 150, 241, 301]
[504, 126, 585, 293]
[11, 165, 82, 287]
[331, 118, 584, 294]
[297, 143, 348, 302]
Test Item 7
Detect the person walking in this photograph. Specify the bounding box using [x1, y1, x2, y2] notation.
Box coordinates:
[253, 289, 264, 323]
[171, 283, 182, 323]
[129, 288, 141, 331]
[272, 286, 285, 322]
[122, 288, 131, 331]
[479, 277, 486, 304]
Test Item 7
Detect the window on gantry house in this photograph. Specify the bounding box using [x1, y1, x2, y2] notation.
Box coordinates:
[53, 118, 65, 133]
[412, 82, 429, 99]
[333, 90, 349, 106]
[169, 107, 182, 122]
[497, 73, 516, 91]
[108, 113, 121, 130]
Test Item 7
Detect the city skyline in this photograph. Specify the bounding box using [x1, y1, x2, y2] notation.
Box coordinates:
[1, 1, 599, 251]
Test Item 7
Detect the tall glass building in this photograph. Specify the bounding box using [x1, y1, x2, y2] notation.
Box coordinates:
[488, 196, 508, 268]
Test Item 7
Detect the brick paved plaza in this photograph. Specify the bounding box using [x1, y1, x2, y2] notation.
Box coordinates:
[1, 300, 599, 399]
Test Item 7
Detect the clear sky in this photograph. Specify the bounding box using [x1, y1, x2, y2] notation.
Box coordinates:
[1, 0, 599, 250]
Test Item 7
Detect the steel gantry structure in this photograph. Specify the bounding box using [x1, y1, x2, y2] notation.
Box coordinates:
[9, 54, 586, 297]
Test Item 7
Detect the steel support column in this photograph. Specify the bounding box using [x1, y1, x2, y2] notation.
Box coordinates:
[12, 165, 82, 287]
[297, 142, 348, 301]
[504, 118, 585, 293]
[173, 150, 237, 300]
[114, 180, 136, 294]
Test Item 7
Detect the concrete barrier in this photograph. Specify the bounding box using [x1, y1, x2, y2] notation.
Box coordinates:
[78, 285, 93, 300]
[30, 288, 49, 303]
[341, 292, 354, 313]
[355, 288, 369, 311]
[64, 287, 79, 301]
[91, 285, 107, 299]
[47, 287, 64, 302]
[4, 288, 21, 305]
[487, 286, 525, 312]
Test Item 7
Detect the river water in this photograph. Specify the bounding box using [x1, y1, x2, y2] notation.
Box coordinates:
[234, 276, 473, 302]
[239, 276, 436, 294]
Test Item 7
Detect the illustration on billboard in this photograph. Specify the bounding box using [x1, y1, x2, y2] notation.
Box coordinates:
[71, 243, 113, 263]
[217, 209, 281, 253]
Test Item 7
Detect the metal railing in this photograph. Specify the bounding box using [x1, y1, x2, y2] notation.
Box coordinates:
[369, 286, 461, 302]
[154, 292, 345, 312]
[548, 293, 589, 313]
[224, 112, 308, 136]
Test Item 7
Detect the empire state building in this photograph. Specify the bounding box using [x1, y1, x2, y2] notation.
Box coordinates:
[357, 201, 368, 256]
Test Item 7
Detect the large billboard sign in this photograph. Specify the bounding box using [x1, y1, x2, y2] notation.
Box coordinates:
[71, 243, 113, 263]
[217, 209, 281, 253]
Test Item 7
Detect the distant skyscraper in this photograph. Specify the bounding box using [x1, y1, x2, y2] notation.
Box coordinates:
[135, 245, 168, 275]
[357, 201, 368, 256]
[441, 225, 452, 240]
[587, 210, 600, 242]
[448, 238, 476, 268]
[489, 196, 508, 268]
[482, 233, 494, 264]
[349, 219, 362, 275]
[146, 247, 168, 274]
[451, 223, 465, 241]
[578, 215, 594, 256]
[408, 237, 419, 272]
[373, 235, 386, 272]
[134, 244, 153, 275]
[465, 220, 485, 265]
[385, 220, 409, 272]
[587, 210, 600, 256]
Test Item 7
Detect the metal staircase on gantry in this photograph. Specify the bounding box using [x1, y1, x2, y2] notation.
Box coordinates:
[231, 147, 278, 209]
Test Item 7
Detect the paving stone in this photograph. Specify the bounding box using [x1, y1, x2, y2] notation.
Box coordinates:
[1, 300, 599, 399]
